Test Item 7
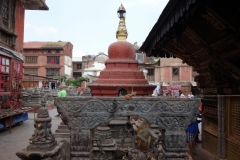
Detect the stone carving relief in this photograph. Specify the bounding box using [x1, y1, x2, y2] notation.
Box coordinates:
[70, 130, 92, 153]
[54, 97, 200, 160]
[54, 97, 200, 131]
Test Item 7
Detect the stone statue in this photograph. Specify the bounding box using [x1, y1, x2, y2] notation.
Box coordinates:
[46, 122, 53, 140]
[29, 123, 38, 142]
[35, 123, 46, 142]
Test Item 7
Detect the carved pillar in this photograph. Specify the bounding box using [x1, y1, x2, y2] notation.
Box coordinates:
[162, 128, 187, 160]
[218, 95, 226, 159]
[92, 124, 117, 159]
[70, 130, 92, 160]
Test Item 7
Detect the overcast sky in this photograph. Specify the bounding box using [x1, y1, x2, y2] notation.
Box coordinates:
[24, 0, 169, 58]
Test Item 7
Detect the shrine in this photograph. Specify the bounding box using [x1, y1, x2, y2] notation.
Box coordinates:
[88, 4, 156, 97]
[53, 4, 201, 160]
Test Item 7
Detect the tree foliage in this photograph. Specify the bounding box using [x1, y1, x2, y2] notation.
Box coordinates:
[54, 74, 68, 82]
[65, 77, 88, 88]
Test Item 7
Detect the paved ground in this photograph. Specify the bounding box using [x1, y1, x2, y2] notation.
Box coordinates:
[0, 109, 60, 160]
[0, 108, 217, 160]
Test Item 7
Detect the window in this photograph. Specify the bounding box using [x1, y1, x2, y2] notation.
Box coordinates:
[0, 57, 10, 73]
[47, 56, 60, 64]
[56, 50, 60, 53]
[48, 50, 51, 53]
[25, 56, 38, 64]
[25, 68, 38, 75]
[172, 67, 179, 81]
[136, 53, 144, 63]
[77, 64, 82, 69]
[146, 68, 154, 82]
[172, 67, 179, 75]
[2, 0, 9, 26]
[147, 69, 154, 76]
[46, 68, 60, 76]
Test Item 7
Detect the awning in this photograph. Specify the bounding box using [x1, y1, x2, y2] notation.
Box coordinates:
[190, 81, 197, 86]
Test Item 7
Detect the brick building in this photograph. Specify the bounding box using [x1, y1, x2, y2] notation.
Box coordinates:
[22, 41, 73, 88]
[136, 48, 196, 96]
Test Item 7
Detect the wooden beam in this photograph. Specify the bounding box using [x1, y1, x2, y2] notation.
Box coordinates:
[205, 6, 238, 33]
[184, 27, 219, 58]
[169, 39, 200, 66]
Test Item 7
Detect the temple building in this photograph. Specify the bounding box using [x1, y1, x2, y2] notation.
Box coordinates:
[140, 0, 240, 159]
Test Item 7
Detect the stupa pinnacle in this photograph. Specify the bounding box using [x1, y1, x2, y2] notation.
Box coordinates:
[116, 4, 128, 41]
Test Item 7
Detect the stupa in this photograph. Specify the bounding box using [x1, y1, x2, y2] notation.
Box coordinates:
[88, 4, 155, 96]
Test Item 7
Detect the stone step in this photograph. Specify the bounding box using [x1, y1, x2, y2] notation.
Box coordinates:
[53, 133, 70, 138]
[55, 129, 70, 133]
[58, 125, 69, 130]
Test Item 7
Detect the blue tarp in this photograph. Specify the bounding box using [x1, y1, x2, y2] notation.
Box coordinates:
[0, 122, 3, 129]
[13, 112, 28, 123]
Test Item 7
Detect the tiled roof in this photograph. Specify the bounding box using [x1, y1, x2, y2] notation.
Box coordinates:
[23, 41, 68, 49]
[25, 0, 49, 10]
[42, 42, 68, 48]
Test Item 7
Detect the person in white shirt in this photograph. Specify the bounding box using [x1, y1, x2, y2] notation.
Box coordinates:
[188, 92, 194, 98]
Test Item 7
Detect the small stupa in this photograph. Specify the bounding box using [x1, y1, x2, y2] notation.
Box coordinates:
[88, 4, 155, 96]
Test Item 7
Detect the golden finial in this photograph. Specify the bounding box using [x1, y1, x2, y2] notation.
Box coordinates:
[116, 4, 128, 41]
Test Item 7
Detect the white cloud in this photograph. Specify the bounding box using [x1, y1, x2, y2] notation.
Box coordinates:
[72, 51, 86, 58]
[34, 26, 58, 36]
[140, 0, 162, 5]
[24, 23, 58, 36]
[121, 1, 135, 8]
[120, 0, 165, 9]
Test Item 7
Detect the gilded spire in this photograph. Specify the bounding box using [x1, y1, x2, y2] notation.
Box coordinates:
[116, 4, 128, 41]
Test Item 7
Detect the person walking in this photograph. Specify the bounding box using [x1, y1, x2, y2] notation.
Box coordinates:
[186, 104, 207, 155]
[55, 87, 67, 117]
[186, 115, 202, 155]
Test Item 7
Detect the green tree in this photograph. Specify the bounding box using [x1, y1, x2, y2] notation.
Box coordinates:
[54, 74, 68, 82]
[65, 77, 88, 88]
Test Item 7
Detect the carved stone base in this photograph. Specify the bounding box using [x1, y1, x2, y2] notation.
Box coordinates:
[162, 129, 187, 160]
[70, 130, 92, 160]
[16, 142, 65, 160]
[54, 122, 70, 160]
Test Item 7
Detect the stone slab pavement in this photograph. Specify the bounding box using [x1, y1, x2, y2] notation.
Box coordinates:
[0, 108, 217, 160]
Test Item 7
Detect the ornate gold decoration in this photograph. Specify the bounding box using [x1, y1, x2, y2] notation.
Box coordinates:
[116, 4, 128, 41]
